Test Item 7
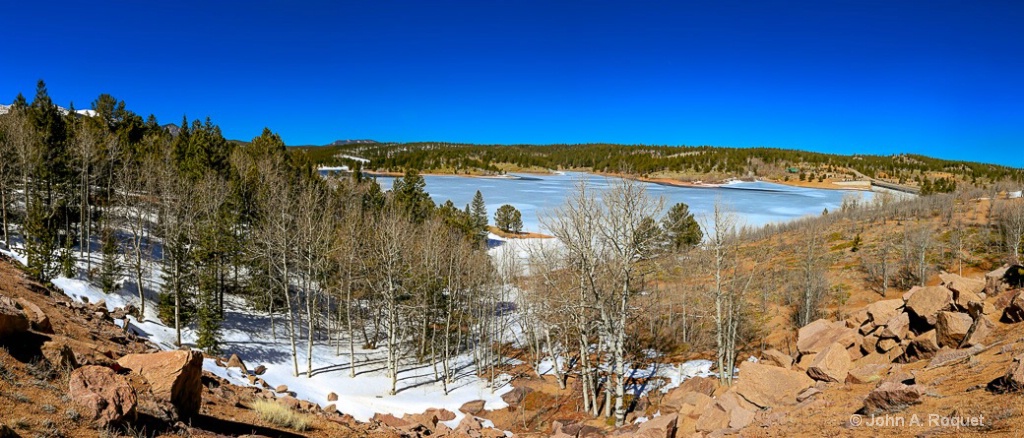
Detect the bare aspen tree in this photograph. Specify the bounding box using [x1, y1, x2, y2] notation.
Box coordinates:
[295, 178, 336, 377]
[793, 219, 830, 327]
[995, 201, 1024, 264]
[117, 157, 152, 317]
[361, 209, 413, 395]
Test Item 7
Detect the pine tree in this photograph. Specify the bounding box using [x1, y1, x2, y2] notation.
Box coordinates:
[97, 225, 123, 293]
[470, 190, 488, 241]
[661, 202, 702, 251]
[494, 204, 523, 234]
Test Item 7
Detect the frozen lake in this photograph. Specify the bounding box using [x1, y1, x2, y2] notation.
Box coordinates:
[370, 172, 872, 233]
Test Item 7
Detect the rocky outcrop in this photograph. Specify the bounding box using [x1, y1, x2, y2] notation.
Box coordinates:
[861, 382, 924, 415]
[116, 350, 204, 417]
[68, 365, 137, 427]
[734, 361, 814, 408]
[806, 342, 852, 383]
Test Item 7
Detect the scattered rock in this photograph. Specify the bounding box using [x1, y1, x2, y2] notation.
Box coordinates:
[734, 361, 815, 408]
[253, 364, 267, 375]
[226, 353, 248, 374]
[760, 349, 794, 369]
[501, 386, 533, 408]
[806, 342, 852, 383]
[797, 319, 858, 355]
[460, 399, 487, 415]
[68, 365, 137, 427]
[277, 396, 300, 410]
[116, 350, 204, 417]
[905, 286, 954, 326]
[327, 392, 338, 402]
[861, 382, 924, 415]
[935, 311, 973, 348]
[275, 384, 289, 393]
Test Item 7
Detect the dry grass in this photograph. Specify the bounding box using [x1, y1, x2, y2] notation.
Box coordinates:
[251, 400, 312, 431]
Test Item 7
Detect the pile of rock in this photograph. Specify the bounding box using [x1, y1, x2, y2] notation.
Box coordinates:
[841, 272, 994, 369]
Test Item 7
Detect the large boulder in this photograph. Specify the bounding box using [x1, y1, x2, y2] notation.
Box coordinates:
[940, 272, 986, 299]
[734, 361, 814, 408]
[0, 295, 29, 337]
[68, 365, 137, 427]
[935, 311, 973, 348]
[985, 265, 1010, 294]
[694, 402, 730, 433]
[761, 349, 794, 369]
[677, 376, 718, 396]
[501, 386, 533, 408]
[459, 399, 486, 415]
[116, 350, 204, 417]
[806, 342, 852, 383]
[905, 329, 940, 361]
[797, 319, 858, 355]
[905, 286, 954, 326]
[861, 382, 924, 415]
[866, 299, 905, 327]
[636, 412, 678, 438]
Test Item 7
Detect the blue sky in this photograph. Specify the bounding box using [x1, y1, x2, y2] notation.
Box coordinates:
[2, 1, 1021, 167]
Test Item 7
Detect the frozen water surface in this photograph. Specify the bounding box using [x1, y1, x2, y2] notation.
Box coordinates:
[375, 172, 873, 233]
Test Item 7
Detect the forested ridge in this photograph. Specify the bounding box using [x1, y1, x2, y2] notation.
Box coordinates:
[295, 140, 1024, 188]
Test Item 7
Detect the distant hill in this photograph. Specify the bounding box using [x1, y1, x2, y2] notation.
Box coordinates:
[329, 139, 378, 146]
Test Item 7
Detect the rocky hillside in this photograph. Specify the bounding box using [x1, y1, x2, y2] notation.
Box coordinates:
[0, 256, 510, 437]
[595, 267, 1024, 438]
